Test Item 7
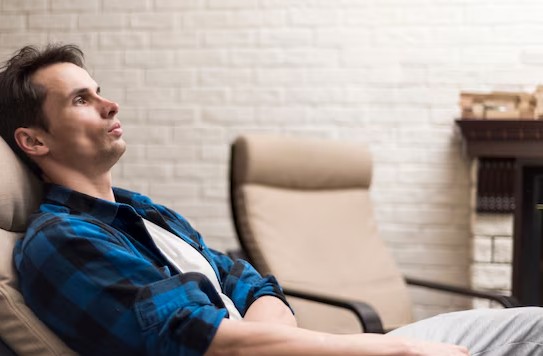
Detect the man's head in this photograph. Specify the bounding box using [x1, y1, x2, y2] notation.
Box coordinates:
[0, 44, 84, 176]
[0, 44, 125, 180]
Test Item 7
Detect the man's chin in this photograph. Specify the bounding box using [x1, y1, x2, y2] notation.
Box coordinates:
[103, 141, 127, 167]
[113, 141, 127, 162]
[118, 139, 127, 155]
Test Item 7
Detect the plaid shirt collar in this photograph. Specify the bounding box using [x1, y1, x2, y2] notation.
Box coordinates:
[42, 183, 153, 226]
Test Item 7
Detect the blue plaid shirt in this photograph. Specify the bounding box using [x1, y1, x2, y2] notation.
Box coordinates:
[14, 184, 289, 356]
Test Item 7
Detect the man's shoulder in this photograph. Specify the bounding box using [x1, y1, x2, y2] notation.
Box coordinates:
[17, 206, 126, 267]
[28, 199, 85, 229]
[23, 215, 76, 249]
[16, 211, 91, 269]
[24, 202, 116, 245]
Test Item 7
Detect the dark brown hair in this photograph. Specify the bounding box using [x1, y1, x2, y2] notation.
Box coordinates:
[0, 43, 85, 176]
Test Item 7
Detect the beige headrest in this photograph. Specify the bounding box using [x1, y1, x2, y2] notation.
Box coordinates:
[0, 138, 76, 354]
[232, 134, 372, 190]
[0, 138, 43, 232]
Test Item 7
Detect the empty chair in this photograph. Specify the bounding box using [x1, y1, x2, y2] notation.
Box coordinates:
[229, 134, 518, 334]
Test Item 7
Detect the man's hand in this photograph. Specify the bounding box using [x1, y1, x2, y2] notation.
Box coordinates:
[243, 295, 297, 327]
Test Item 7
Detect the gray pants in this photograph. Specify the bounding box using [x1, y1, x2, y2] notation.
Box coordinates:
[388, 307, 543, 355]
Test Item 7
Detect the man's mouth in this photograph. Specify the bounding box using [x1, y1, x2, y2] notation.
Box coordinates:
[108, 123, 123, 136]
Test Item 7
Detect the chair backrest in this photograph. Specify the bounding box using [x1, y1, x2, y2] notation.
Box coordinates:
[0, 138, 76, 355]
[230, 134, 414, 332]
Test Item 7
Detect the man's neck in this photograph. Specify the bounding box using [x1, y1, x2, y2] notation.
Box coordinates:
[43, 167, 116, 202]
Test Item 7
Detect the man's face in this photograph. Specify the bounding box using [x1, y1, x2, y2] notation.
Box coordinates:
[32, 62, 126, 174]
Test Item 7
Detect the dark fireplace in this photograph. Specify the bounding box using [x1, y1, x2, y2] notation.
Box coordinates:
[476, 158, 515, 213]
[456, 119, 543, 306]
[513, 161, 543, 305]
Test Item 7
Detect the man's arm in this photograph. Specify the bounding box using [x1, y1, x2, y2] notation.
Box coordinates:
[160, 206, 294, 318]
[243, 295, 297, 326]
[195, 243, 293, 317]
[205, 319, 470, 356]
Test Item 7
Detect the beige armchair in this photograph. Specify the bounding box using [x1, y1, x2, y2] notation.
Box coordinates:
[0, 138, 75, 355]
[229, 134, 519, 334]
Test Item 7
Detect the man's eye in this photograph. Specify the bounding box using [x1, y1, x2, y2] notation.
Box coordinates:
[74, 96, 86, 105]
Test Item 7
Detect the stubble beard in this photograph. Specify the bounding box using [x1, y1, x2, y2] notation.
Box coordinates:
[93, 139, 127, 173]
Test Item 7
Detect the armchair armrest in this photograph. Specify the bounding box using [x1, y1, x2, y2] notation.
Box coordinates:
[281, 287, 385, 334]
[405, 276, 521, 308]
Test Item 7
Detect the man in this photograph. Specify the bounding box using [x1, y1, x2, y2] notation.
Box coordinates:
[0, 44, 540, 356]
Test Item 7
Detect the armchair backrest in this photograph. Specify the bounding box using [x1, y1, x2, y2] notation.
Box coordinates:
[0, 138, 75, 355]
[230, 134, 413, 332]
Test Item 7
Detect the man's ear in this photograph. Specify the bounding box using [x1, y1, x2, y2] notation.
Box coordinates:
[14, 127, 49, 157]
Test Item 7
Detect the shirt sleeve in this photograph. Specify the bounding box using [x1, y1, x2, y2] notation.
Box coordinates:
[15, 214, 227, 356]
[159, 205, 292, 316]
[207, 247, 292, 315]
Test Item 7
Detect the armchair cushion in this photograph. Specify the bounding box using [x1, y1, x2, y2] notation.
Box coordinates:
[237, 183, 413, 330]
[0, 138, 75, 355]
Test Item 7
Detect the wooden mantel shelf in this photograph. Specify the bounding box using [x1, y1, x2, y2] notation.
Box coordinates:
[455, 119, 543, 158]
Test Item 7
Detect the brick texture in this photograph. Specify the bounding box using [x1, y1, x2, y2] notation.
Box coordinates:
[2, 0, 540, 320]
[3, 0, 47, 11]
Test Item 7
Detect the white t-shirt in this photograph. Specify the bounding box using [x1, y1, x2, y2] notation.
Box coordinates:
[142, 218, 242, 320]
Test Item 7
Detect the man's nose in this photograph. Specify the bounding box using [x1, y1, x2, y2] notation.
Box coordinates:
[100, 97, 119, 119]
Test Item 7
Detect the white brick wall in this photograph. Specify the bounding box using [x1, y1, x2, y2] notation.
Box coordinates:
[2, 0, 541, 319]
